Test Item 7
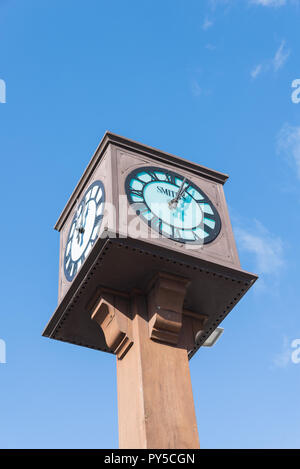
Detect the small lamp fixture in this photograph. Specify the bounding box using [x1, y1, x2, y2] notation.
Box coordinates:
[202, 327, 224, 347]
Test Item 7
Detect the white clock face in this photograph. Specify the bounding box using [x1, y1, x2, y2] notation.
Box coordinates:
[64, 180, 105, 282]
[125, 167, 221, 244]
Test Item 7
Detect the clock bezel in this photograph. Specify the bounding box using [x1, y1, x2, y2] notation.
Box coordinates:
[125, 166, 221, 245]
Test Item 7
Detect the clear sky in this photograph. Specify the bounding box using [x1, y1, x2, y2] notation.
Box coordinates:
[0, 0, 299, 449]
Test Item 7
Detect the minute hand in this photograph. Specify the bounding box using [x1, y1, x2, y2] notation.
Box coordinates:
[169, 178, 187, 209]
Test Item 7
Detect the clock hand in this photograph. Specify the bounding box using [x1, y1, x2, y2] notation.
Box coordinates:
[168, 178, 187, 210]
[76, 202, 86, 243]
[79, 204, 89, 246]
[83, 204, 89, 227]
[76, 207, 82, 243]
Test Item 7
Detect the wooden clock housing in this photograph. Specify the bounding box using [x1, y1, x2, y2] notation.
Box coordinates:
[43, 132, 257, 358]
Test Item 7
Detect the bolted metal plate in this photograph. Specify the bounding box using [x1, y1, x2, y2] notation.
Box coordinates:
[43, 232, 257, 359]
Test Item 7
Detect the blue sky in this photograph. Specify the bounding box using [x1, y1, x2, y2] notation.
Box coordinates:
[0, 0, 300, 449]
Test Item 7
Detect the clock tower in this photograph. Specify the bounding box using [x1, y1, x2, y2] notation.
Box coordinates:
[43, 132, 257, 448]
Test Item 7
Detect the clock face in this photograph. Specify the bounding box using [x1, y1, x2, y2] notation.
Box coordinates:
[64, 180, 105, 282]
[125, 167, 221, 244]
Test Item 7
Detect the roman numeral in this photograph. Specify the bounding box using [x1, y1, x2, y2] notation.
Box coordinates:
[95, 214, 104, 226]
[182, 183, 190, 195]
[151, 216, 162, 232]
[165, 173, 176, 185]
[192, 231, 202, 241]
[96, 195, 103, 206]
[146, 170, 159, 181]
[202, 222, 213, 234]
[135, 177, 147, 186]
[65, 255, 71, 270]
[66, 261, 73, 275]
[130, 189, 144, 198]
[134, 202, 149, 215]
[170, 226, 181, 239]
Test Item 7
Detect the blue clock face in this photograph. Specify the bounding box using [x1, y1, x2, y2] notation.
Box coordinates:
[125, 167, 221, 244]
[64, 180, 105, 282]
